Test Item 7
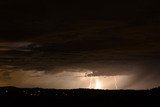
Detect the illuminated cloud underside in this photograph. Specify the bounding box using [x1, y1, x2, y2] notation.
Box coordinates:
[0, 69, 150, 89]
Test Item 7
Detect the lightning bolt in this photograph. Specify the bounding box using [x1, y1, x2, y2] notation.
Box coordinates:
[114, 76, 118, 89]
[89, 77, 93, 89]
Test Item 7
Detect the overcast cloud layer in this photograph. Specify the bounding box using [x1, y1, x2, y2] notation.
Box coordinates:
[0, 0, 160, 89]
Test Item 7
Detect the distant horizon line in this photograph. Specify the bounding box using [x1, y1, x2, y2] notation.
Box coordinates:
[0, 86, 159, 90]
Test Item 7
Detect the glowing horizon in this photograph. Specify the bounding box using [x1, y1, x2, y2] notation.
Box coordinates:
[0, 69, 142, 89]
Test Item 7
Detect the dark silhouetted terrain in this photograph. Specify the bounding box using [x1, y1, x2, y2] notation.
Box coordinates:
[0, 86, 160, 97]
[0, 87, 160, 107]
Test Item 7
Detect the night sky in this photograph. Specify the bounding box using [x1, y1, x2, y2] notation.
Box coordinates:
[0, 0, 160, 89]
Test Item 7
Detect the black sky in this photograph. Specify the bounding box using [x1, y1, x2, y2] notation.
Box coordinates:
[0, 0, 160, 89]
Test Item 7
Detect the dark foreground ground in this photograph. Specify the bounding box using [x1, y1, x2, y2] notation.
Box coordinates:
[0, 87, 160, 107]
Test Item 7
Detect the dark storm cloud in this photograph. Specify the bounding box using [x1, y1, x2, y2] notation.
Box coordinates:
[1, 19, 160, 76]
[0, 0, 160, 40]
[0, 0, 160, 88]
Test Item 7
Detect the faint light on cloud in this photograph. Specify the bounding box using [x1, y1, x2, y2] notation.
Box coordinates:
[0, 69, 134, 89]
[0, 42, 32, 51]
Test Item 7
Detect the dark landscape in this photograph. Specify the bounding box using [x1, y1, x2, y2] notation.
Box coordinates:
[0, 86, 160, 97]
[0, 86, 160, 106]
